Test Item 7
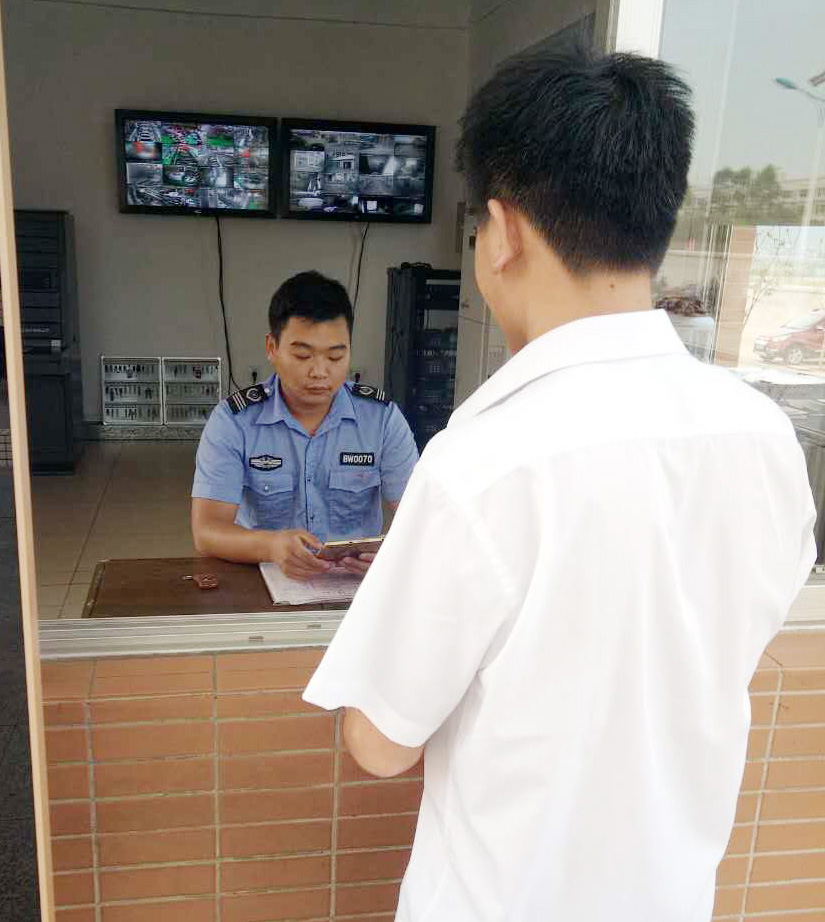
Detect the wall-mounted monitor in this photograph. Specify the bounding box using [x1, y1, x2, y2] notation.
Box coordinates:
[115, 109, 278, 217]
[280, 119, 436, 223]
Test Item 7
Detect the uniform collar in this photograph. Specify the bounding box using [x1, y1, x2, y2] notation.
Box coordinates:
[254, 375, 357, 433]
[317, 384, 358, 437]
[450, 309, 688, 427]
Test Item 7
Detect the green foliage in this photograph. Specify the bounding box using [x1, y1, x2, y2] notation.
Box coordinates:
[698, 165, 801, 225]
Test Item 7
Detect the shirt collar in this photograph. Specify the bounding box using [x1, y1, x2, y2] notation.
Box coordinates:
[317, 383, 358, 436]
[450, 309, 689, 427]
[254, 375, 357, 432]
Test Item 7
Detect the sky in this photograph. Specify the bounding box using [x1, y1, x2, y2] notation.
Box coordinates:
[660, 0, 825, 189]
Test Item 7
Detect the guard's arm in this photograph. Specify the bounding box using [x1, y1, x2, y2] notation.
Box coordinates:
[192, 497, 272, 562]
[192, 498, 329, 578]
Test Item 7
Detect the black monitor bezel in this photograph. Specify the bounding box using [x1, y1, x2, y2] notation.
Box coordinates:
[279, 118, 436, 224]
[115, 108, 279, 219]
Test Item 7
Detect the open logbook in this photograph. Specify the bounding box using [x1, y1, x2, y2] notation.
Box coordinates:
[259, 562, 363, 605]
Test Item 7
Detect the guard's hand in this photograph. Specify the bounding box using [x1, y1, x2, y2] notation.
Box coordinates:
[340, 552, 376, 576]
[269, 529, 331, 582]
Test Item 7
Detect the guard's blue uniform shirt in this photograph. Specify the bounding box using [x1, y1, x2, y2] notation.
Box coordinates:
[192, 376, 419, 542]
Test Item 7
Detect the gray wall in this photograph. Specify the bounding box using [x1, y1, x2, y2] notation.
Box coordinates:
[4, 0, 602, 422]
[469, 0, 597, 87]
[3, 0, 470, 418]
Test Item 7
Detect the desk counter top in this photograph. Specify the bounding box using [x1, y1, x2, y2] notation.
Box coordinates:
[39, 557, 825, 662]
[41, 556, 348, 660]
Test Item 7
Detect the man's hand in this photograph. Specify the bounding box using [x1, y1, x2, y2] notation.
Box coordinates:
[268, 529, 331, 581]
[339, 552, 376, 576]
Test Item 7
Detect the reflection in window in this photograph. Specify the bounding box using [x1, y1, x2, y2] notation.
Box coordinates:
[660, 0, 825, 563]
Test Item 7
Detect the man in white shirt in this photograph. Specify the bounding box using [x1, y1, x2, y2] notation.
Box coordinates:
[304, 48, 816, 922]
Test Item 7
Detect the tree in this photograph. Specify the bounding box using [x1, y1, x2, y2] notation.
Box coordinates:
[706, 164, 799, 225]
[744, 226, 799, 328]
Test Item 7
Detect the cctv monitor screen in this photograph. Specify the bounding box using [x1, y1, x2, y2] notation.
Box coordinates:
[281, 119, 435, 223]
[116, 109, 277, 217]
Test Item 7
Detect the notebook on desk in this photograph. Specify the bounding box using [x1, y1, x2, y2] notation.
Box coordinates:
[259, 562, 363, 606]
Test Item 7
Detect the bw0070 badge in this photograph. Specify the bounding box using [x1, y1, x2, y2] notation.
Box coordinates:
[340, 452, 375, 466]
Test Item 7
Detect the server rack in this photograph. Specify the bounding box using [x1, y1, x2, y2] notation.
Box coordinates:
[384, 266, 460, 450]
[16, 210, 82, 472]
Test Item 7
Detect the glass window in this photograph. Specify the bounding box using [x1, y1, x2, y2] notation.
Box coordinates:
[659, 0, 825, 567]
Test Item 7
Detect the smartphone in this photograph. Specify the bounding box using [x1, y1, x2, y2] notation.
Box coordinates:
[316, 536, 384, 562]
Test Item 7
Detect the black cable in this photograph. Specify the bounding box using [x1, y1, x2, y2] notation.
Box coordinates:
[388, 269, 407, 405]
[215, 217, 240, 392]
[347, 224, 361, 295]
[352, 223, 371, 311]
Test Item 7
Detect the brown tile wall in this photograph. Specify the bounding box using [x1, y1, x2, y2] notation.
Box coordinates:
[712, 634, 825, 920]
[42, 633, 825, 921]
[44, 648, 422, 922]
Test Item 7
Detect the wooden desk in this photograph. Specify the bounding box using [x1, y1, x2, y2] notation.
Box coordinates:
[83, 557, 348, 619]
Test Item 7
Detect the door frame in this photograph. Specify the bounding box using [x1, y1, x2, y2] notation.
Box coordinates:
[0, 5, 57, 922]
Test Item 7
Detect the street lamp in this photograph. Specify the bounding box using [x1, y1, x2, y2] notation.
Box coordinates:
[775, 76, 825, 257]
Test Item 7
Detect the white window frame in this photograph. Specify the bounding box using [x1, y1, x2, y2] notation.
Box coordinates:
[605, 0, 665, 57]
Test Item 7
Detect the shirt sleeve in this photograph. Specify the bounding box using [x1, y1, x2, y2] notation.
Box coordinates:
[303, 463, 517, 747]
[379, 404, 419, 503]
[191, 402, 246, 505]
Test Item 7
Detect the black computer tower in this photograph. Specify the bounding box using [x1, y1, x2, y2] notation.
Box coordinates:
[15, 210, 82, 472]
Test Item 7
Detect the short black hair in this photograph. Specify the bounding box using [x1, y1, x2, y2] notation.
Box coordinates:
[268, 271, 354, 341]
[456, 48, 694, 274]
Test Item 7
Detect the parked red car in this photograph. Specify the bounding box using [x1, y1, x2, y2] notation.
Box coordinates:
[754, 311, 825, 365]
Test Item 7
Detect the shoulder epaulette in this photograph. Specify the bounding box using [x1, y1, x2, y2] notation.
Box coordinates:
[350, 383, 389, 404]
[227, 383, 271, 414]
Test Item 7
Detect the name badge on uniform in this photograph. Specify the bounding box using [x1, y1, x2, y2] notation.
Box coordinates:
[340, 452, 375, 467]
[249, 455, 283, 471]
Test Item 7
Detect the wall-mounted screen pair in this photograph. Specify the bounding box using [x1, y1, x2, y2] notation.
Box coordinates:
[116, 111, 436, 224]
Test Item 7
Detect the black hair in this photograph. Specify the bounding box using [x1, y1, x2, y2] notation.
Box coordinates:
[268, 271, 354, 341]
[455, 47, 695, 275]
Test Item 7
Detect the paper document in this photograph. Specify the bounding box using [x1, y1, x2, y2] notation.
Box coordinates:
[259, 562, 362, 605]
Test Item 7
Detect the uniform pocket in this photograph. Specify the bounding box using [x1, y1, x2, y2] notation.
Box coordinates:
[246, 471, 296, 530]
[328, 469, 380, 539]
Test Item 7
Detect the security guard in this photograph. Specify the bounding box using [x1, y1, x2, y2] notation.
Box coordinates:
[191, 271, 418, 580]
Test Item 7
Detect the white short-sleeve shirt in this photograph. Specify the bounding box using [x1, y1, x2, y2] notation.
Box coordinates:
[304, 309, 816, 922]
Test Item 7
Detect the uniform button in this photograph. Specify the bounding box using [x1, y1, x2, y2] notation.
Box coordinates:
[263, 486, 270, 493]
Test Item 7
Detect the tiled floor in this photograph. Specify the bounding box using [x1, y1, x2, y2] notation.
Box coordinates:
[32, 441, 199, 619]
